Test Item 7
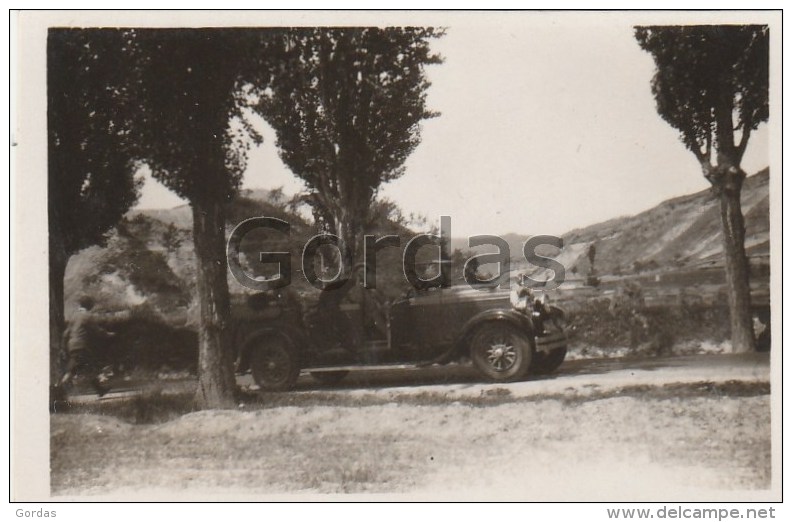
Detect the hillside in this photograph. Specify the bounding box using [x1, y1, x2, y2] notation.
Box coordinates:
[451, 169, 769, 278]
[63, 191, 441, 322]
[558, 168, 769, 276]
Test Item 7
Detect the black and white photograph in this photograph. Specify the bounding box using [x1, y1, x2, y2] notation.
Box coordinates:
[11, 10, 782, 505]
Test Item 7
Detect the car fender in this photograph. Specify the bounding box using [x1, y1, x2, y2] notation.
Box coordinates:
[534, 305, 570, 353]
[455, 308, 536, 355]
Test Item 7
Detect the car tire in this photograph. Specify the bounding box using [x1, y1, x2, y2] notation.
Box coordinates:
[532, 306, 568, 374]
[310, 371, 349, 386]
[470, 323, 533, 382]
[249, 336, 300, 392]
[532, 346, 568, 375]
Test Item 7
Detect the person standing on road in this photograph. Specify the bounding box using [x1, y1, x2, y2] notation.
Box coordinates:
[56, 296, 114, 397]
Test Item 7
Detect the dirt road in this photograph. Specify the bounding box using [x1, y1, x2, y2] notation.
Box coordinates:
[68, 352, 770, 403]
[52, 353, 774, 500]
[271, 352, 772, 397]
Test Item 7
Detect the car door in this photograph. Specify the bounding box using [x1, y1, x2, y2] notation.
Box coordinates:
[388, 288, 448, 361]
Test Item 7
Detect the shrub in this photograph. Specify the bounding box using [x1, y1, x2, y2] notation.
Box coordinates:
[567, 285, 731, 356]
[98, 307, 198, 376]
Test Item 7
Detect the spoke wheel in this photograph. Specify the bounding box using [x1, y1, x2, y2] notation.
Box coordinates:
[470, 323, 532, 382]
[250, 337, 299, 392]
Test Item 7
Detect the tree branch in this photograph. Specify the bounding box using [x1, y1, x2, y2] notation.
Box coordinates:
[736, 118, 752, 163]
[690, 129, 712, 168]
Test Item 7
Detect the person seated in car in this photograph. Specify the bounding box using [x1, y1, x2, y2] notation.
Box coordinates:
[417, 259, 452, 290]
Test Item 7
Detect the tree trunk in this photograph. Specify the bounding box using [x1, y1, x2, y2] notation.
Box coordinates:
[334, 211, 360, 273]
[314, 212, 362, 312]
[714, 169, 756, 353]
[192, 199, 237, 409]
[49, 242, 68, 388]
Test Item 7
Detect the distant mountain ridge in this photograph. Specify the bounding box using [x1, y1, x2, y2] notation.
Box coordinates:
[450, 169, 768, 276]
[132, 169, 769, 279]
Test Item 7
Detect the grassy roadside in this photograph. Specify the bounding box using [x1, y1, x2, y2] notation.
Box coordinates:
[50, 386, 771, 498]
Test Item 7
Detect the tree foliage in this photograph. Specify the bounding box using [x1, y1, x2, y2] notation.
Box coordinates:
[635, 25, 768, 176]
[258, 27, 443, 264]
[131, 29, 274, 205]
[48, 28, 142, 257]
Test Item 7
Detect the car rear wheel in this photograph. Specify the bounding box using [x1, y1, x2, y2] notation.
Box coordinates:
[310, 371, 349, 386]
[249, 336, 300, 392]
[470, 323, 532, 382]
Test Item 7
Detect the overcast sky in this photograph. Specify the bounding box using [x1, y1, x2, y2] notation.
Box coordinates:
[135, 20, 770, 238]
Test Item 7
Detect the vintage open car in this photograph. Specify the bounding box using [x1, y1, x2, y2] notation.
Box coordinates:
[232, 278, 568, 391]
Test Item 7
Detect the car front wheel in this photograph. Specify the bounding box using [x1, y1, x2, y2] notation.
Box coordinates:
[470, 323, 533, 382]
[249, 336, 300, 392]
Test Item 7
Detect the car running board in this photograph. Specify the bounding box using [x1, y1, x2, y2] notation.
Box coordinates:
[303, 363, 437, 373]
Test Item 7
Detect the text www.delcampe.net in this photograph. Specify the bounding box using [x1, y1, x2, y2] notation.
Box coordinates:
[606, 507, 777, 521]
